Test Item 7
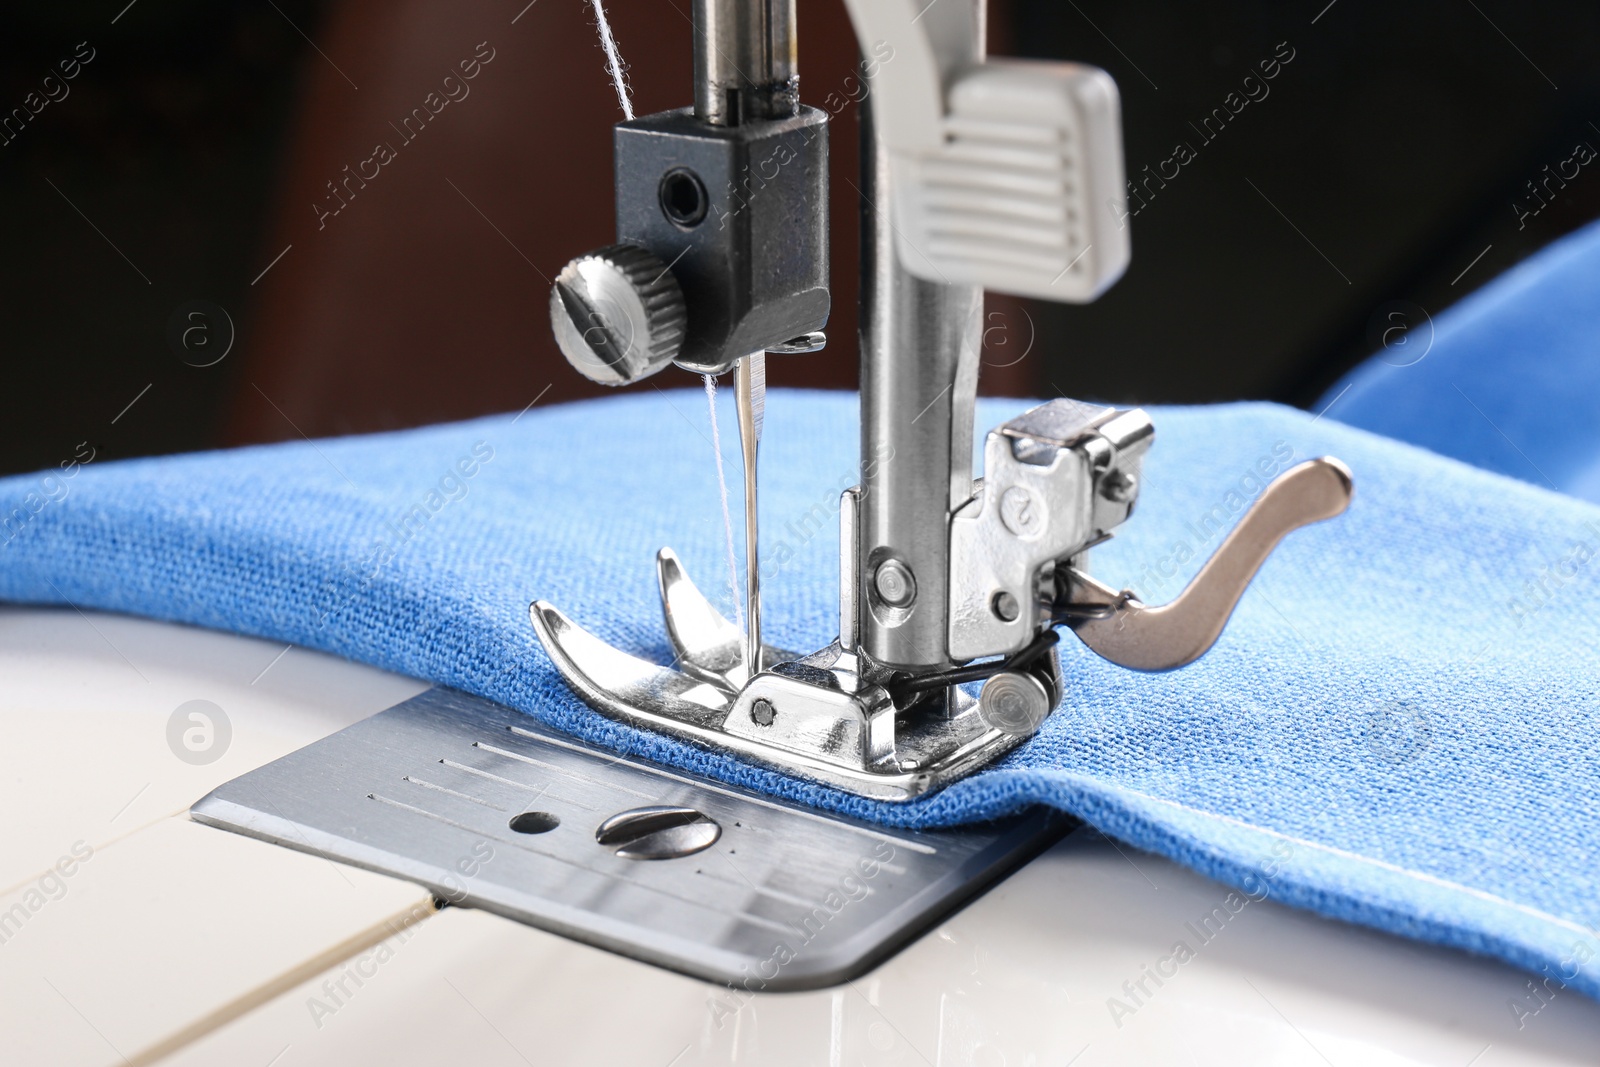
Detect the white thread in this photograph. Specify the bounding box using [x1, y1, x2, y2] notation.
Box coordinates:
[705, 374, 745, 631]
[589, 0, 634, 120]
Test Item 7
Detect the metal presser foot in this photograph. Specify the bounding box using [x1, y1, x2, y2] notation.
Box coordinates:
[531, 411, 1352, 802]
[534, 0, 1355, 802]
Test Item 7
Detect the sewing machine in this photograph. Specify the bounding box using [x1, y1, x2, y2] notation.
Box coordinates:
[164, 0, 1352, 990]
[12, 1, 1600, 1064]
[533, 0, 1352, 799]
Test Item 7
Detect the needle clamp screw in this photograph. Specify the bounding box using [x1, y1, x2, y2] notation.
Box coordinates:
[549, 243, 688, 386]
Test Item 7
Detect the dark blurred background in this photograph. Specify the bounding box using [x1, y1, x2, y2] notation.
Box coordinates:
[2, 0, 1598, 475]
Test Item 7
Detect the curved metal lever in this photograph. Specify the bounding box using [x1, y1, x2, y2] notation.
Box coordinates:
[1063, 457, 1353, 671]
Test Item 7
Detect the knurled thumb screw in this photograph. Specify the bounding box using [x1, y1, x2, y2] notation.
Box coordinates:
[549, 244, 688, 386]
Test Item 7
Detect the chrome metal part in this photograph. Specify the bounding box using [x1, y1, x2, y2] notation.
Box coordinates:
[529, 446, 1349, 799]
[657, 547, 761, 691]
[549, 244, 687, 386]
[595, 806, 722, 860]
[532, 550, 1034, 801]
[768, 331, 828, 355]
[948, 398, 1154, 662]
[978, 671, 1052, 737]
[532, 0, 1356, 801]
[191, 687, 1070, 988]
[838, 486, 861, 651]
[735, 353, 766, 674]
[873, 558, 916, 607]
[1064, 458, 1354, 671]
[858, 92, 982, 672]
[692, 0, 799, 126]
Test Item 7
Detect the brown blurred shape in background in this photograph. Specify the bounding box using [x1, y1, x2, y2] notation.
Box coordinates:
[4, 0, 1598, 473]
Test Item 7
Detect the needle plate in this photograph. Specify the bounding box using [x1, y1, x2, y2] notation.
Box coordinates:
[191, 687, 1070, 989]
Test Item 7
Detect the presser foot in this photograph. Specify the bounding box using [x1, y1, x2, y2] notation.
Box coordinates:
[530, 548, 1033, 802]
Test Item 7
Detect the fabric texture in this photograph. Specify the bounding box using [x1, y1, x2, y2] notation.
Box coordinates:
[3, 386, 1599, 1001]
[1321, 215, 1600, 503]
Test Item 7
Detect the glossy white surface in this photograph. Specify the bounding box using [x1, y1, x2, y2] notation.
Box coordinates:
[0, 607, 426, 896]
[1, 607, 1597, 1064]
[0, 816, 434, 1067]
[164, 834, 1600, 1067]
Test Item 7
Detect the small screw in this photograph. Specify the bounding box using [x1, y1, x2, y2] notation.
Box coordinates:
[750, 698, 776, 726]
[1102, 469, 1137, 503]
[596, 806, 720, 860]
[979, 671, 1052, 736]
[874, 559, 916, 607]
[991, 590, 1020, 622]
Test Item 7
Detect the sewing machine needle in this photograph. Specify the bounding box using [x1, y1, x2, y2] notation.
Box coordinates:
[735, 352, 765, 676]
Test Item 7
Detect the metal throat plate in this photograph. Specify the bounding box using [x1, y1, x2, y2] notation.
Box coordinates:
[191, 688, 1069, 990]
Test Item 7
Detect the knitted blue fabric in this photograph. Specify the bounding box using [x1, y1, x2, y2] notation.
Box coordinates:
[1322, 215, 1600, 503]
[3, 387, 1598, 1003]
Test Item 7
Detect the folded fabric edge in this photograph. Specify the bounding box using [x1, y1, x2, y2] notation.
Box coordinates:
[3, 394, 1598, 1007]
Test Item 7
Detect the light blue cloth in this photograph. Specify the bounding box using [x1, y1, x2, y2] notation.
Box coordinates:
[3, 387, 1599, 1003]
[1323, 215, 1600, 503]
